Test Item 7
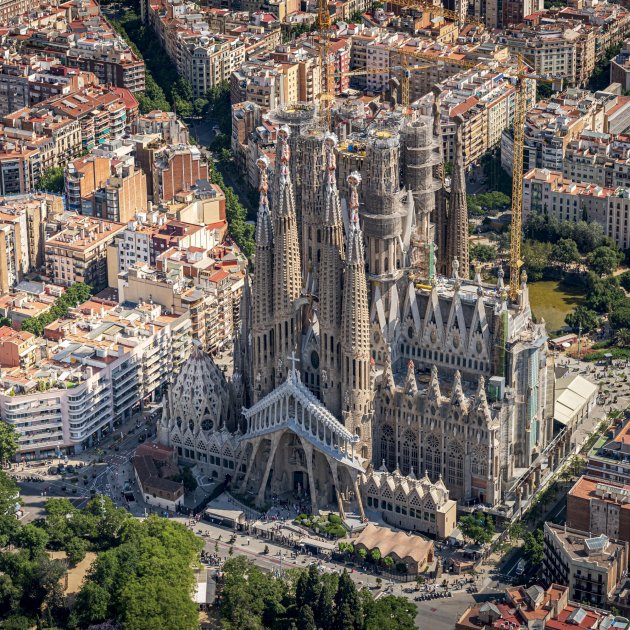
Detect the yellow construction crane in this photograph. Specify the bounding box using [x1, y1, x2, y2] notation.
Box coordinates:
[506, 55, 562, 301]
[385, 48, 478, 114]
[387, 0, 485, 28]
[388, 48, 561, 302]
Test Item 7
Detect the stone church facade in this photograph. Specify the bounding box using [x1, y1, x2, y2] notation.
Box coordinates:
[159, 95, 551, 529]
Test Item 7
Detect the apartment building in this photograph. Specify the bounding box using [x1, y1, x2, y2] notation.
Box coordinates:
[502, 89, 628, 175]
[108, 212, 221, 282]
[117, 262, 231, 352]
[1, 107, 83, 170]
[502, 24, 582, 87]
[47, 87, 137, 151]
[0, 0, 40, 26]
[0, 301, 192, 460]
[133, 110, 189, 145]
[0, 193, 60, 272]
[181, 36, 246, 98]
[457, 583, 616, 630]
[0, 326, 39, 370]
[65, 37, 145, 93]
[523, 167, 630, 250]
[45, 215, 125, 290]
[152, 144, 209, 203]
[612, 39, 630, 92]
[523, 168, 609, 225]
[0, 144, 41, 196]
[543, 522, 628, 608]
[567, 476, 630, 544]
[586, 417, 630, 486]
[438, 67, 533, 166]
[65, 155, 112, 211]
[93, 165, 147, 224]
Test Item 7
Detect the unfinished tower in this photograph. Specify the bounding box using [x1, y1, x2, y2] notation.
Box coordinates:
[401, 111, 441, 282]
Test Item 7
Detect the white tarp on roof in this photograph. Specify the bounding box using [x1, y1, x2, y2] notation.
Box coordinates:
[554, 374, 598, 426]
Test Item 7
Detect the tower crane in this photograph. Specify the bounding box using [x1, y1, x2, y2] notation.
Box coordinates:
[386, 0, 485, 28]
[387, 48, 561, 301]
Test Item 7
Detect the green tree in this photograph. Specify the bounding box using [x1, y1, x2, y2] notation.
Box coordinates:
[315, 577, 336, 628]
[458, 512, 494, 545]
[507, 521, 525, 542]
[610, 304, 630, 332]
[523, 528, 544, 565]
[551, 238, 580, 267]
[522, 240, 553, 281]
[383, 556, 394, 569]
[470, 243, 497, 262]
[361, 593, 417, 630]
[586, 275, 627, 313]
[296, 564, 321, 610]
[37, 167, 65, 193]
[14, 524, 49, 559]
[357, 547, 368, 561]
[587, 245, 623, 276]
[68, 582, 110, 628]
[565, 306, 600, 333]
[65, 536, 87, 565]
[72, 515, 202, 629]
[370, 548, 381, 563]
[615, 328, 630, 348]
[334, 570, 362, 630]
[0, 422, 18, 465]
[299, 605, 317, 630]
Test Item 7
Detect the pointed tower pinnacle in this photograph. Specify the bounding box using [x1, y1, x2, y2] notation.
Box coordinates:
[251, 155, 275, 401]
[428, 364, 442, 400]
[318, 132, 345, 416]
[341, 172, 373, 464]
[446, 117, 469, 278]
[272, 126, 303, 383]
[405, 359, 418, 395]
[451, 370, 466, 409]
[382, 351, 395, 390]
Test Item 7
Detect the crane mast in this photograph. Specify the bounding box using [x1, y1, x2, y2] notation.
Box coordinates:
[509, 54, 526, 303]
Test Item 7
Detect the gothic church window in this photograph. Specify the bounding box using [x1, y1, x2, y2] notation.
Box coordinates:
[380, 425, 396, 470]
[401, 430, 418, 475]
[425, 434, 441, 480]
[472, 447, 486, 476]
[447, 441, 464, 486]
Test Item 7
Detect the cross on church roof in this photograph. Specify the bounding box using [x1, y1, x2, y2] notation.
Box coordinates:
[288, 351, 300, 377]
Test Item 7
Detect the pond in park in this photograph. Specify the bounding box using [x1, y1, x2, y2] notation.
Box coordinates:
[528, 280, 585, 336]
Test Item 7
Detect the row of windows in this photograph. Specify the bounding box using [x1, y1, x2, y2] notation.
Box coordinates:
[365, 496, 436, 521]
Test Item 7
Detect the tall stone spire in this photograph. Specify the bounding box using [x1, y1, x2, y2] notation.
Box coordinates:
[432, 87, 448, 277]
[318, 132, 345, 416]
[446, 117, 469, 278]
[341, 172, 373, 463]
[272, 126, 303, 383]
[298, 129, 326, 282]
[252, 156, 275, 401]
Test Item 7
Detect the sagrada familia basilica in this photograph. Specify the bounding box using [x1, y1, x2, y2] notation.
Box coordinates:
[158, 93, 551, 531]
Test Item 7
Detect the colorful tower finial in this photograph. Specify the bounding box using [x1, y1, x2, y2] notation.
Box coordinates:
[348, 171, 361, 224]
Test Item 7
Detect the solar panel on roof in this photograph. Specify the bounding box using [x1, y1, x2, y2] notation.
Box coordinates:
[567, 608, 587, 625]
[585, 534, 608, 552]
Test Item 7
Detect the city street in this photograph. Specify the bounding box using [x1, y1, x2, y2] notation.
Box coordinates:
[178, 517, 502, 629]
